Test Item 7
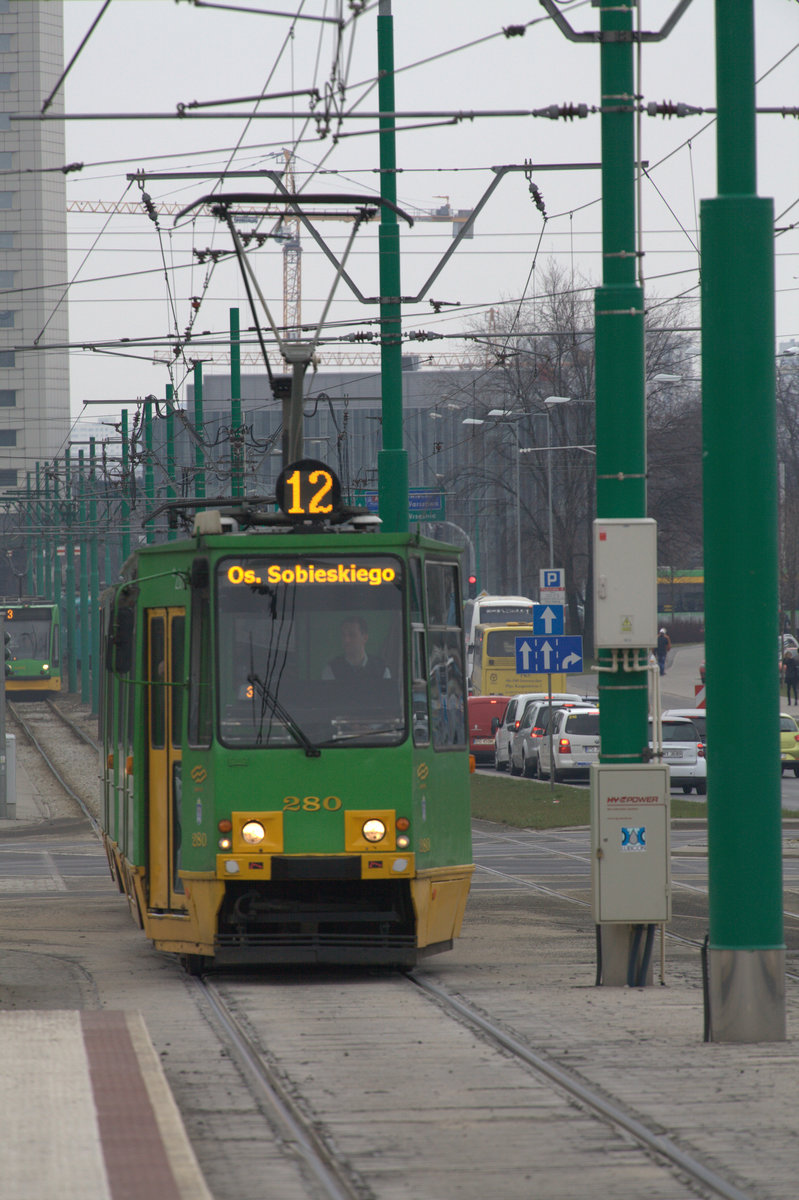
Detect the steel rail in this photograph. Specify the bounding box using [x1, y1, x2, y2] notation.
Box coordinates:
[410, 971, 753, 1200]
[44, 697, 101, 752]
[7, 700, 100, 836]
[196, 978, 367, 1200]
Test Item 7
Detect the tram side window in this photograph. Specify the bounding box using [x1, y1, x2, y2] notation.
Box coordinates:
[188, 584, 212, 747]
[425, 562, 466, 750]
[171, 615, 185, 747]
[149, 617, 166, 750]
[409, 557, 423, 623]
[411, 627, 429, 746]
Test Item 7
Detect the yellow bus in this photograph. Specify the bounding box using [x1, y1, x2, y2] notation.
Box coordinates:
[471, 623, 566, 696]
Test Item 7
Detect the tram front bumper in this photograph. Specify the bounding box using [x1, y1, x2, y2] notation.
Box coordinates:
[215, 853, 415, 881]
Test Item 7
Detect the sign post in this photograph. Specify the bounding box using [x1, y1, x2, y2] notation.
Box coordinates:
[517, 613, 584, 801]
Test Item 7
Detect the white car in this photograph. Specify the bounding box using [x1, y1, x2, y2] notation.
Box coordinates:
[650, 716, 707, 795]
[662, 708, 707, 741]
[537, 707, 601, 782]
[509, 698, 593, 778]
[494, 691, 584, 771]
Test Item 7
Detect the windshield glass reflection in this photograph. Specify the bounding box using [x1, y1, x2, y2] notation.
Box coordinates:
[216, 555, 405, 748]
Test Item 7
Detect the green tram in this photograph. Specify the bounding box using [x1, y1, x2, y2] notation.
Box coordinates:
[3, 601, 61, 692]
[100, 463, 474, 971]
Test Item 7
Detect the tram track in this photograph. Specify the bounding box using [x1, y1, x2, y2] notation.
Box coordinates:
[6, 697, 100, 832]
[196, 976, 369, 1200]
[193, 953, 757, 1200]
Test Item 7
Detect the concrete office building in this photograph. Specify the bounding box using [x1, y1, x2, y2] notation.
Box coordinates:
[0, 0, 69, 491]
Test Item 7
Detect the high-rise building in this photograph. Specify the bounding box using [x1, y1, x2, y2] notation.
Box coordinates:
[0, 0, 69, 491]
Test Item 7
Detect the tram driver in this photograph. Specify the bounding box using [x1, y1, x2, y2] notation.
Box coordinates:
[322, 616, 391, 683]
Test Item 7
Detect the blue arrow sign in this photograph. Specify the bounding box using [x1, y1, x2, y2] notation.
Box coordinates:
[532, 604, 564, 636]
[516, 634, 584, 674]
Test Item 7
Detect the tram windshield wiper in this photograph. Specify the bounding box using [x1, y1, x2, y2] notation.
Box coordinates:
[247, 673, 321, 757]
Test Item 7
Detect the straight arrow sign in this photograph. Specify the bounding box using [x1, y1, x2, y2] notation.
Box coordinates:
[516, 634, 584, 674]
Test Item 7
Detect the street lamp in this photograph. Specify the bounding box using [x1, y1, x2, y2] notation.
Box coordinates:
[487, 409, 525, 594]
[544, 396, 572, 568]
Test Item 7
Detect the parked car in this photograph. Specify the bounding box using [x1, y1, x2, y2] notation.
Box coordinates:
[780, 711, 799, 776]
[509, 698, 593, 778]
[650, 716, 707, 794]
[537, 707, 601, 782]
[468, 695, 509, 765]
[662, 708, 707, 740]
[493, 691, 584, 772]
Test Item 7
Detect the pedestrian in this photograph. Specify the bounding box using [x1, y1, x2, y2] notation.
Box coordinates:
[656, 627, 671, 677]
[784, 647, 799, 706]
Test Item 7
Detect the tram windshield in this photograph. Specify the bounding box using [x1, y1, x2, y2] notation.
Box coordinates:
[216, 554, 405, 748]
[4, 608, 52, 661]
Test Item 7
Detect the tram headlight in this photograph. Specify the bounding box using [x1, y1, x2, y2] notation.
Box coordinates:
[241, 820, 266, 846]
[218, 837, 231, 850]
[396, 835, 410, 849]
[362, 819, 386, 844]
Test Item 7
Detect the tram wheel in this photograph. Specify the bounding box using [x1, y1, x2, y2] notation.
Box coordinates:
[180, 954, 211, 976]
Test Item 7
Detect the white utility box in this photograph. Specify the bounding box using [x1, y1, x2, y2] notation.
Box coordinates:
[593, 518, 658, 649]
[590, 763, 671, 924]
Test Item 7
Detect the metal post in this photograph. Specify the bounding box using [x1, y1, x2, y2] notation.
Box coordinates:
[376, 0, 408, 533]
[78, 450, 90, 706]
[547, 411, 554, 568]
[166, 385, 176, 542]
[144, 397, 154, 544]
[194, 362, 206, 502]
[64, 448, 77, 695]
[89, 438, 100, 715]
[701, 0, 784, 1041]
[121, 409, 131, 564]
[514, 436, 522, 593]
[230, 307, 244, 497]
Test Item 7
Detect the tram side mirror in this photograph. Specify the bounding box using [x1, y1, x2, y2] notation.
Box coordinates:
[108, 606, 134, 674]
[191, 557, 210, 591]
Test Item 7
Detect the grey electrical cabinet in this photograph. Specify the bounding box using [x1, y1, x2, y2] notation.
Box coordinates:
[593, 518, 658, 649]
[591, 763, 671, 924]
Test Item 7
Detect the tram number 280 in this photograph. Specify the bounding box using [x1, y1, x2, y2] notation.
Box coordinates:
[283, 795, 343, 812]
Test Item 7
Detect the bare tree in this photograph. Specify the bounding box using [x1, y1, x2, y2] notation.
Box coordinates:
[434, 262, 701, 635]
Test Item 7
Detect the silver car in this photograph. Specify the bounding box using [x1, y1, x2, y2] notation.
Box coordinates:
[510, 699, 592, 778]
[537, 708, 601, 782]
[494, 691, 584, 771]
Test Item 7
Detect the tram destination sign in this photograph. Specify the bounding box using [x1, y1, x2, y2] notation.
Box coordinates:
[516, 634, 584, 675]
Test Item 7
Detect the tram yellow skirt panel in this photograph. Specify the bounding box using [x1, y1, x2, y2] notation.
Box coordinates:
[412, 865, 474, 947]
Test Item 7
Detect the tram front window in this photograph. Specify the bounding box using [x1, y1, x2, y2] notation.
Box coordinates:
[216, 555, 405, 748]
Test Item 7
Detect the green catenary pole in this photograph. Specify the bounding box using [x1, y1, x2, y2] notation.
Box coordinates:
[89, 437, 100, 714]
[63, 448, 77, 695]
[78, 451, 90, 705]
[25, 473, 34, 596]
[230, 308, 244, 498]
[35, 463, 44, 597]
[43, 470, 52, 603]
[594, 0, 647, 765]
[701, 0, 784, 1041]
[166, 384, 177, 542]
[376, 1, 408, 533]
[121, 409, 131, 565]
[144, 397, 155, 544]
[194, 362, 206, 503]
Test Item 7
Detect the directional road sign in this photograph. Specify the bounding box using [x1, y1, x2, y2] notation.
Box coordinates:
[516, 634, 584, 675]
[532, 603, 564, 636]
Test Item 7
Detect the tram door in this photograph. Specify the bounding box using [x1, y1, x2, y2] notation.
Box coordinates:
[146, 608, 186, 911]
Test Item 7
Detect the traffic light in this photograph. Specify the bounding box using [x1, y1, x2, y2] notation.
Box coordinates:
[468, 574, 477, 599]
[3, 630, 10, 670]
